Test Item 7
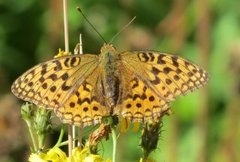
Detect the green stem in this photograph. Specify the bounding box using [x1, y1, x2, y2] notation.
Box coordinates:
[142, 153, 148, 162]
[111, 126, 117, 162]
[54, 127, 65, 148]
[58, 141, 69, 147]
[38, 135, 45, 149]
[26, 120, 38, 152]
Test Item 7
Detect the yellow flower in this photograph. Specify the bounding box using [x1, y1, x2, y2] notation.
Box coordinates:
[83, 154, 104, 162]
[139, 158, 156, 162]
[29, 147, 67, 162]
[70, 147, 87, 162]
[119, 117, 140, 133]
[70, 146, 111, 162]
[29, 147, 110, 162]
[29, 152, 47, 162]
[45, 147, 68, 162]
[54, 49, 71, 58]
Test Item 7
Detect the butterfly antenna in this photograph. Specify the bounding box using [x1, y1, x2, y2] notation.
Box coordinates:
[77, 7, 107, 44]
[109, 16, 136, 43]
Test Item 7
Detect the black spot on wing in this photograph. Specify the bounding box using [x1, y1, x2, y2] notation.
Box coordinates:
[64, 58, 70, 67]
[61, 82, 71, 91]
[157, 54, 166, 64]
[165, 79, 172, 85]
[126, 103, 132, 108]
[133, 93, 147, 100]
[39, 77, 45, 83]
[49, 74, 58, 81]
[70, 57, 77, 66]
[42, 83, 48, 89]
[77, 98, 91, 105]
[173, 75, 180, 81]
[131, 78, 139, 89]
[53, 60, 62, 71]
[138, 52, 149, 62]
[151, 66, 161, 75]
[69, 102, 75, 108]
[28, 82, 33, 87]
[163, 67, 172, 74]
[41, 64, 47, 75]
[136, 103, 142, 108]
[176, 68, 182, 74]
[171, 56, 179, 67]
[83, 107, 89, 112]
[93, 106, 98, 111]
[61, 73, 69, 81]
[50, 86, 57, 92]
[149, 96, 155, 101]
[150, 76, 161, 84]
[148, 52, 154, 62]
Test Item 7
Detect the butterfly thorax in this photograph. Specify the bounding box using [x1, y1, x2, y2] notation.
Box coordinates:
[100, 44, 121, 110]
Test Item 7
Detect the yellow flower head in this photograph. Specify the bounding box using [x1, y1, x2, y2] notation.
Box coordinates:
[45, 147, 68, 162]
[139, 158, 156, 162]
[29, 147, 67, 162]
[71, 146, 111, 162]
[54, 49, 71, 58]
[119, 117, 140, 133]
[29, 147, 111, 162]
[29, 152, 47, 162]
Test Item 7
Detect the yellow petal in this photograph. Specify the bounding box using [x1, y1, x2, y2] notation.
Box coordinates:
[119, 118, 130, 133]
[44, 147, 68, 162]
[83, 154, 104, 162]
[133, 122, 140, 132]
[139, 158, 156, 162]
[54, 49, 71, 58]
[28, 153, 47, 162]
[71, 147, 87, 162]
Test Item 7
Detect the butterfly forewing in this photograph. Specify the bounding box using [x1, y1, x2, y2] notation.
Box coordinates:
[120, 51, 208, 99]
[117, 51, 208, 122]
[11, 54, 110, 126]
[12, 54, 98, 107]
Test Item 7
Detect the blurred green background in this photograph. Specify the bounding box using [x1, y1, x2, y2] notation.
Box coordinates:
[0, 0, 240, 162]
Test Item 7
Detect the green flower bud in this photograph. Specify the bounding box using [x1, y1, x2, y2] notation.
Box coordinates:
[140, 121, 163, 160]
[33, 108, 52, 135]
[21, 103, 35, 122]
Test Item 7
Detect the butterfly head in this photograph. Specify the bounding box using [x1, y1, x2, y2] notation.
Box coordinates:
[100, 43, 117, 55]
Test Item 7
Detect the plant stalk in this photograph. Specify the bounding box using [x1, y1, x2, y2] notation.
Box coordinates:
[111, 126, 117, 162]
[62, 0, 72, 157]
[26, 120, 38, 152]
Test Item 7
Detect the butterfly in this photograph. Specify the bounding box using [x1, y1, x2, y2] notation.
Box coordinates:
[11, 43, 208, 127]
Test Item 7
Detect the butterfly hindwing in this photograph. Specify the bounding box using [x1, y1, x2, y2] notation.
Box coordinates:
[115, 63, 171, 122]
[56, 67, 110, 127]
